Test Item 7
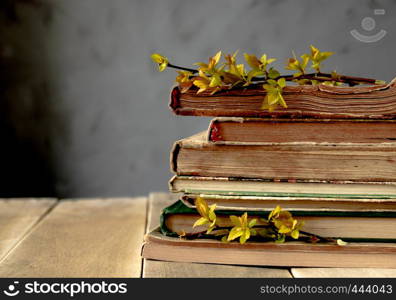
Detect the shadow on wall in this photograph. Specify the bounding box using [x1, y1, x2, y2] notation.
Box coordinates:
[0, 0, 56, 197]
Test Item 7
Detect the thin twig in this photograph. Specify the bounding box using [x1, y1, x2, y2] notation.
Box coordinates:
[165, 63, 379, 85]
[167, 63, 198, 73]
[181, 224, 337, 244]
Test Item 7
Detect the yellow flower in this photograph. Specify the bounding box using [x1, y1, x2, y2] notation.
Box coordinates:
[260, 54, 277, 67]
[224, 50, 238, 67]
[262, 78, 287, 111]
[244, 53, 276, 84]
[194, 51, 222, 74]
[193, 70, 222, 94]
[285, 53, 310, 77]
[192, 52, 225, 94]
[176, 70, 193, 83]
[223, 50, 246, 84]
[244, 53, 261, 70]
[268, 206, 304, 240]
[193, 196, 217, 233]
[268, 205, 282, 220]
[244, 53, 276, 71]
[192, 71, 211, 94]
[227, 212, 257, 244]
[309, 45, 334, 72]
[175, 71, 194, 93]
[150, 53, 168, 72]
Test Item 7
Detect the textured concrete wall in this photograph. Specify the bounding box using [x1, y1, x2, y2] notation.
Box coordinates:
[0, 0, 395, 197]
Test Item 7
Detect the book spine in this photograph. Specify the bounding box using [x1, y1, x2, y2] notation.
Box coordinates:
[207, 117, 247, 142]
[169, 141, 181, 173]
[207, 119, 222, 142]
[169, 85, 181, 111]
[168, 176, 177, 192]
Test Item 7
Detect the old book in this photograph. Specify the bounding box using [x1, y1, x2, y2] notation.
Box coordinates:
[161, 200, 396, 241]
[170, 176, 396, 198]
[208, 118, 396, 144]
[142, 229, 396, 268]
[169, 80, 396, 119]
[171, 132, 396, 182]
[179, 194, 396, 212]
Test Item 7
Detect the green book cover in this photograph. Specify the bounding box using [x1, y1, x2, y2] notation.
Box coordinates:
[160, 200, 396, 243]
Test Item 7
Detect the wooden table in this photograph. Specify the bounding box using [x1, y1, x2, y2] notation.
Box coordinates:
[0, 193, 395, 278]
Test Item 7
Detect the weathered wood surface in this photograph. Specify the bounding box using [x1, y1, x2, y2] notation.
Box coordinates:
[0, 198, 56, 261]
[1, 195, 394, 277]
[142, 192, 292, 278]
[0, 197, 147, 278]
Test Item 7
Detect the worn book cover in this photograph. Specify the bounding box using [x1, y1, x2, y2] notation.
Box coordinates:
[170, 79, 396, 119]
[169, 175, 396, 197]
[160, 200, 396, 241]
[171, 132, 396, 182]
[207, 117, 396, 144]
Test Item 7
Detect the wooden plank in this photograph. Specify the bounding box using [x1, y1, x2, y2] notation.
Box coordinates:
[143, 192, 292, 278]
[292, 268, 396, 278]
[146, 192, 178, 232]
[0, 198, 56, 261]
[0, 197, 147, 278]
[144, 260, 291, 278]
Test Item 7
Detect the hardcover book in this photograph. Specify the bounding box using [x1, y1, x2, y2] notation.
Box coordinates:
[170, 175, 396, 197]
[171, 132, 396, 182]
[208, 118, 396, 144]
[169, 79, 396, 119]
[142, 229, 396, 268]
[160, 200, 396, 241]
[179, 194, 396, 212]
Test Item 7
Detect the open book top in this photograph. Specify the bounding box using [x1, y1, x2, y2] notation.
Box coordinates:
[170, 77, 396, 119]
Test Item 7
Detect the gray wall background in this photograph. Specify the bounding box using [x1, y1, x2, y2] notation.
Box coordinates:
[0, 0, 395, 198]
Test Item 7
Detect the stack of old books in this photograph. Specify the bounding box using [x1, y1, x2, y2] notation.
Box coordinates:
[142, 81, 396, 268]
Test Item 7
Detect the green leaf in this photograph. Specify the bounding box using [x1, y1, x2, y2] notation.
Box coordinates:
[206, 225, 215, 234]
[230, 215, 241, 227]
[268, 68, 280, 79]
[375, 80, 386, 85]
[212, 51, 222, 64]
[221, 236, 229, 243]
[239, 230, 250, 244]
[208, 204, 217, 221]
[241, 212, 248, 226]
[300, 54, 310, 69]
[277, 77, 286, 88]
[248, 218, 257, 228]
[267, 93, 278, 106]
[278, 224, 292, 234]
[290, 229, 299, 239]
[195, 196, 209, 218]
[268, 205, 281, 220]
[193, 217, 208, 228]
[209, 74, 222, 87]
[246, 69, 263, 84]
[275, 234, 286, 243]
[228, 227, 243, 241]
[244, 53, 261, 70]
[277, 92, 287, 108]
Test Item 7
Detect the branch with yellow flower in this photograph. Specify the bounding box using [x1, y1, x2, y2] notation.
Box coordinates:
[151, 45, 385, 111]
[185, 197, 347, 246]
